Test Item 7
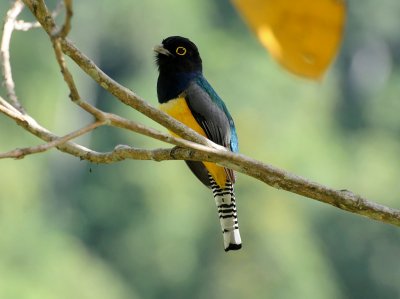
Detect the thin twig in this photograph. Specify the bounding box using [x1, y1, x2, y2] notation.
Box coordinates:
[1, 0, 25, 113]
[14, 20, 41, 31]
[0, 98, 102, 158]
[14, 0, 64, 31]
[0, 121, 104, 159]
[0, 97, 25, 121]
[52, 38, 82, 104]
[0, 95, 21, 115]
[51, 0, 72, 38]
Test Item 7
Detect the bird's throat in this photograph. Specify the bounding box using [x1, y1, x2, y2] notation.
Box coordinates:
[157, 71, 201, 103]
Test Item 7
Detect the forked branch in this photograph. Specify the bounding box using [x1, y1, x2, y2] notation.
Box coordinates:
[1, 0, 399, 228]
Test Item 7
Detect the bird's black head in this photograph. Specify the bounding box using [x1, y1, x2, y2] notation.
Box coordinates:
[154, 36, 202, 74]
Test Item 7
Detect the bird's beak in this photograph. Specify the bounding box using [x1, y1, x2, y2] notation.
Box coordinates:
[153, 44, 172, 56]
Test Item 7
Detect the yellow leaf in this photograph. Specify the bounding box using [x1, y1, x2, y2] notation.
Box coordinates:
[232, 0, 346, 79]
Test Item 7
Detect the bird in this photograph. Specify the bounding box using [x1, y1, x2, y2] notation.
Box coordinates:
[154, 36, 242, 251]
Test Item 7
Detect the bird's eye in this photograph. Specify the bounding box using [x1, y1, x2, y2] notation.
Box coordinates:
[176, 46, 187, 56]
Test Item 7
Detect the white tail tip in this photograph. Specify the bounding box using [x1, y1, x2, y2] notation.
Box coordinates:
[223, 229, 242, 252]
[209, 174, 242, 252]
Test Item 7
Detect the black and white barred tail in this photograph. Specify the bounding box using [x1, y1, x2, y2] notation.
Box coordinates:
[208, 174, 242, 252]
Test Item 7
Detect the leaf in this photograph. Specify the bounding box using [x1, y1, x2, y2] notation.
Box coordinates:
[232, 0, 346, 79]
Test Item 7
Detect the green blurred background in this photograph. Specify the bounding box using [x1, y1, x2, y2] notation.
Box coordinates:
[1, 0, 400, 298]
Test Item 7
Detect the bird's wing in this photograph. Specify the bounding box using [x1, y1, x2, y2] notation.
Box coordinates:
[185, 77, 238, 151]
[184, 76, 238, 183]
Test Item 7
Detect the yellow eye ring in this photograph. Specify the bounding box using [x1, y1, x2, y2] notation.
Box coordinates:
[176, 46, 187, 56]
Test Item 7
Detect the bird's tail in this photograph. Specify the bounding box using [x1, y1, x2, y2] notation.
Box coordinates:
[208, 174, 242, 252]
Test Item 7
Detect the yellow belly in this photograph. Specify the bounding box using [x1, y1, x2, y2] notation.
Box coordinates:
[160, 97, 227, 188]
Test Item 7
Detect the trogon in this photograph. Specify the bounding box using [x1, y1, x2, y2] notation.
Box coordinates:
[154, 36, 242, 251]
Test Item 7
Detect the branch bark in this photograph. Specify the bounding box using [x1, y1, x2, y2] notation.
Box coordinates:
[1, 0, 399, 229]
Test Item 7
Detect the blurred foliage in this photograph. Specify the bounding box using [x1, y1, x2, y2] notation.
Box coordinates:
[232, 0, 346, 79]
[1, 0, 400, 298]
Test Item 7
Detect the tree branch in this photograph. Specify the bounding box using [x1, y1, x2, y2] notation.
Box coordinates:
[87, 145, 400, 227]
[52, 0, 72, 38]
[0, 120, 104, 159]
[1, 0, 25, 113]
[1, 0, 399, 230]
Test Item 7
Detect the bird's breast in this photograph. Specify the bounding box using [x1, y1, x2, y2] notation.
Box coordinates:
[159, 96, 228, 188]
[159, 97, 206, 137]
